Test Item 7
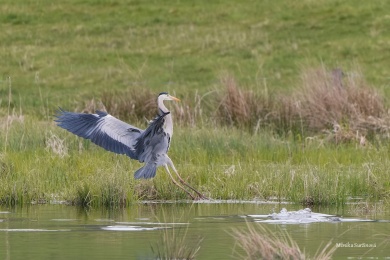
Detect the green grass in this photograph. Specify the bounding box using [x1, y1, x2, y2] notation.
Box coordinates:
[2, 0, 390, 113]
[0, 117, 389, 206]
[1, 0, 390, 206]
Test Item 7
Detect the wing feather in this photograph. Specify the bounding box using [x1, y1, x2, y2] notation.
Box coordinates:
[55, 109, 142, 159]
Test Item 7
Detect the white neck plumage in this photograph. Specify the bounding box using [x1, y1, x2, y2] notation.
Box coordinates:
[157, 95, 173, 136]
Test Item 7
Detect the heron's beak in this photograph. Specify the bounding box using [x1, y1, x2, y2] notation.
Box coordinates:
[169, 95, 180, 102]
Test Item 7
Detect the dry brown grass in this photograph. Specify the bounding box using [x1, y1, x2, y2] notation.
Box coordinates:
[82, 89, 204, 128]
[77, 66, 390, 142]
[170, 91, 206, 127]
[101, 88, 156, 123]
[45, 131, 68, 157]
[232, 223, 336, 260]
[215, 75, 273, 130]
[292, 67, 388, 137]
[80, 89, 155, 125]
[215, 66, 390, 142]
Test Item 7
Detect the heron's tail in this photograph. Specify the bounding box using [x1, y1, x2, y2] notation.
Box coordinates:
[134, 163, 157, 179]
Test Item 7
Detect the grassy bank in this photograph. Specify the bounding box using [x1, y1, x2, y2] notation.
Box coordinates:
[1, 115, 389, 206]
[1, 0, 390, 206]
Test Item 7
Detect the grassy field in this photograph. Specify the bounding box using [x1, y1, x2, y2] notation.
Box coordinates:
[2, 0, 390, 110]
[1, 0, 390, 206]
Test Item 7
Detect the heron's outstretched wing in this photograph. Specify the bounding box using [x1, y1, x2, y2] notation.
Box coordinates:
[134, 112, 170, 163]
[55, 109, 142, 159]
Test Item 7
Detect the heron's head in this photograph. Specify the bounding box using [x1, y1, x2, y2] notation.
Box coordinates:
[158, 92, 180, 102]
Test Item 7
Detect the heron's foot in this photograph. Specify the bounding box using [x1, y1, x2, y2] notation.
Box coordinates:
[187, 193, 196, 200]
[178, 179, 206, 199]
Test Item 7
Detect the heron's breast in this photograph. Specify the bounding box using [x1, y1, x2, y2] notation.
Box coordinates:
[163, 115, 174, 137]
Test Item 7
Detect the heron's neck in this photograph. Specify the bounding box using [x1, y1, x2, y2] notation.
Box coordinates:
[158, 98, 174, 136]
[158, 98, 169, 114]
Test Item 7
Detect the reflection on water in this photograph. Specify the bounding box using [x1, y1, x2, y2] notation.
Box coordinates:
[0, 202, 389, 259]
[101, 225, 169, 231]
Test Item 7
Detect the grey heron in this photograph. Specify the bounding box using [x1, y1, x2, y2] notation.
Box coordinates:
[55, 92, 207, 200]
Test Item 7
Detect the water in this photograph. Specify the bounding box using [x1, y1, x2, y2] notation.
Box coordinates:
[0, 202, 389, 259]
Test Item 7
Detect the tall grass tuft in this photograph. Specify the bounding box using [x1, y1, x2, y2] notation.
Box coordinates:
[100, 88, 156, 123]
[151, 225, 203, 260]
[291, 66, 388, 139]
[232, 223, 336, 260]
[170, 91, 207, 128]
[213, 66, 390, 140]
[215, 75, 273, 131]
[45, 131, 68, 158]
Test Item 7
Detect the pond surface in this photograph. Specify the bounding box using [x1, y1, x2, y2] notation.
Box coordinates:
[0, 201, 389, 259]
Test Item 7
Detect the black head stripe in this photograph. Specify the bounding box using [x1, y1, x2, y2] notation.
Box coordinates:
[159, 92, 169, 96]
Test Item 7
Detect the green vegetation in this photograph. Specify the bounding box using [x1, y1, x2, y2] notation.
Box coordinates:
[1, 0, 390, 207]
[2, 0, 390, 111]
[1, 115, 389, 206]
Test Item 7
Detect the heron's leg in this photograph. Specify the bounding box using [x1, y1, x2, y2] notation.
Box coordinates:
[164, 164, 195, 200]
[167, 158, 208, 200]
